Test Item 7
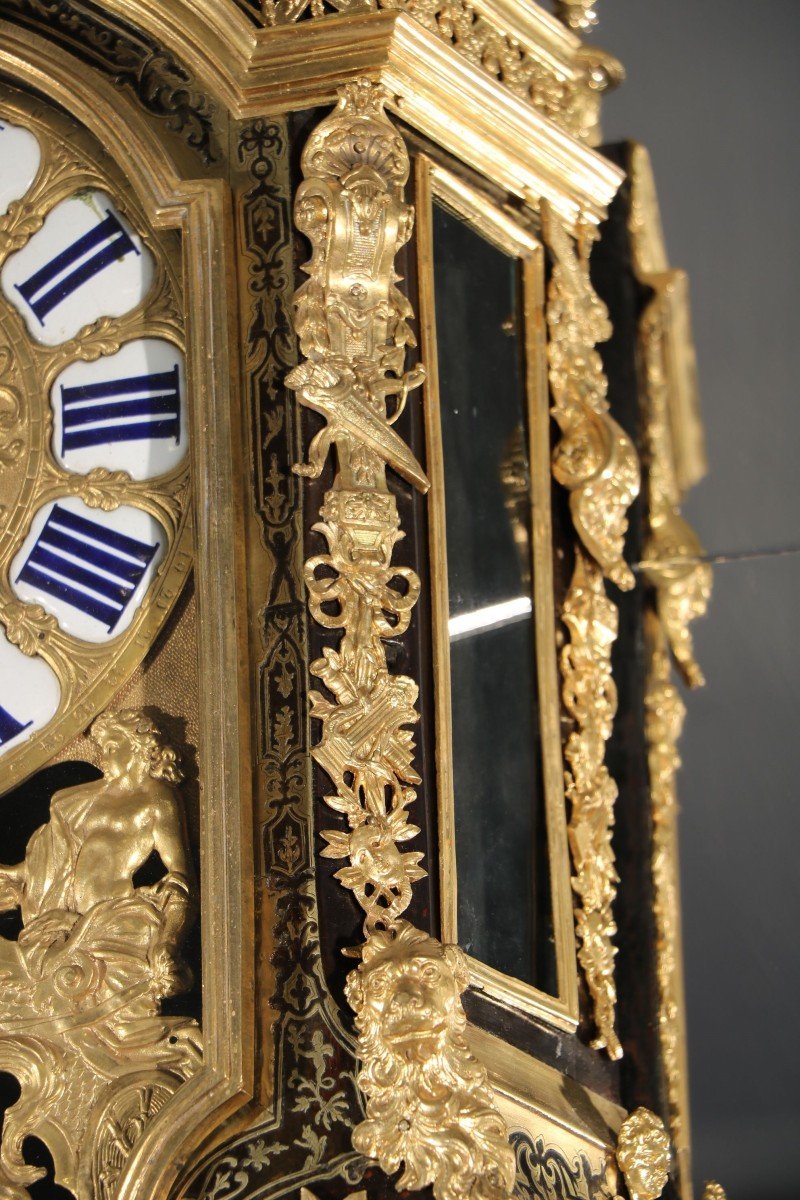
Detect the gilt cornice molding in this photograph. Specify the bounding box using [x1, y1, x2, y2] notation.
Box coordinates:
[2, 0, 623, 226]
[107, 0, 620, 144]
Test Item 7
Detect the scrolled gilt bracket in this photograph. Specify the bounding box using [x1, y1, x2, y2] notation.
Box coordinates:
[542, 201, 640, 592]
[542, 201, 640, 1060]
[286, 78, 515, 1200]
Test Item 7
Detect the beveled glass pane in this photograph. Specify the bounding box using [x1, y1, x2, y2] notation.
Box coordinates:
[433, 201, 555, 993]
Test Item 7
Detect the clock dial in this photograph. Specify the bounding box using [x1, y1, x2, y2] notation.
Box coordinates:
[0, 88, 192, 789]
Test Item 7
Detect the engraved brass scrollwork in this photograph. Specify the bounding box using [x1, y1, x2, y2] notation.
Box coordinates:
[543, 201, 639, 1061]
[0, 708, 201, 1199]
[301, 1191, 366, 1200]
[287, 78, 514, 1200]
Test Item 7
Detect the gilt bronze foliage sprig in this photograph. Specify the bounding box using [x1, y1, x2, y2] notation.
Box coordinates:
[543, 201, 640, 1061]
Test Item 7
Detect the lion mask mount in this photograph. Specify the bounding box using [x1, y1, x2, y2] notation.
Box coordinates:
[345, 920, 516, 1200]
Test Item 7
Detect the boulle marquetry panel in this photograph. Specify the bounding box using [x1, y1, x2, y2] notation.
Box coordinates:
[0, 4, 718, 1200]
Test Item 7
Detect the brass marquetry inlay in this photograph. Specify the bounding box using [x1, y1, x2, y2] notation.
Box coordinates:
[0, 9, 722, 1200]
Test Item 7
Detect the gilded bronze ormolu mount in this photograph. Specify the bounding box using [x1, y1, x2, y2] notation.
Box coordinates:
[286, 79, 515, 1200]
[0, 709, 200, 1199]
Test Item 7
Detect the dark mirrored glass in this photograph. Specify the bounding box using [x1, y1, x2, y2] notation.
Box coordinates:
[432, 201, 555, 992]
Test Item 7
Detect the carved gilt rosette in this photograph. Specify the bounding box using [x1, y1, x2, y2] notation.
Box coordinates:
[542, 202, 640, 1060]
[286, 79, 514, 1200]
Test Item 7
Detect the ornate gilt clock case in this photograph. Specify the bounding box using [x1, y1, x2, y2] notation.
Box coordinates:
[0, 3, 718, 1200]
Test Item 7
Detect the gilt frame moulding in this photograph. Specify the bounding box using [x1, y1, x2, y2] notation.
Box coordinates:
[414, 156, 580, 1032]
[0, 26, 255, 1200]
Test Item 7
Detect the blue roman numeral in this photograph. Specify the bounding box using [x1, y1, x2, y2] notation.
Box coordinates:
[0, 705, 32, 746]
[17, 505, 158, 632]
[60, 366, 181, 453]
[15, 209, 139, 326]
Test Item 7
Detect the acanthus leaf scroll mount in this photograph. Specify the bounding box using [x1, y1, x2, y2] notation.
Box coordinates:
[542, 199, 641, 1062]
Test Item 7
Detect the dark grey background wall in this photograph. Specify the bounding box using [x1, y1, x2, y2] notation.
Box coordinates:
[594, 4, 800, 1197]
